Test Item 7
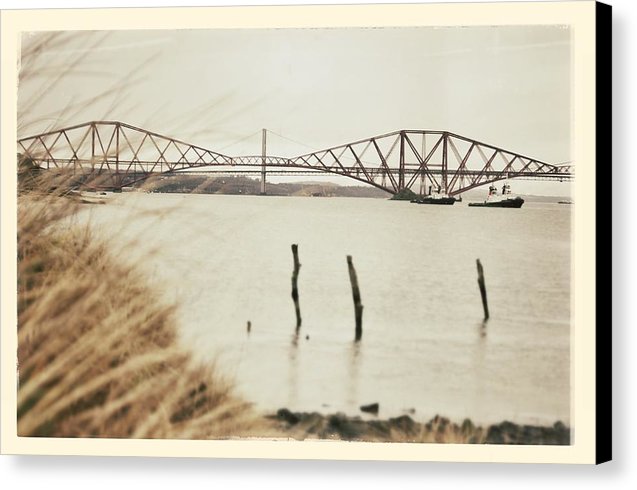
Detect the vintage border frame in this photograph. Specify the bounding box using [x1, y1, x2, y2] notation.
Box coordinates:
[1, 1, 608, 464]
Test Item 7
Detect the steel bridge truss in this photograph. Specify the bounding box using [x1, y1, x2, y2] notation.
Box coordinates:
[18, 121, 573, 195]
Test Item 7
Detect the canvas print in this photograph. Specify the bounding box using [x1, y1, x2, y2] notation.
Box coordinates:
[13, 12, 578, 450]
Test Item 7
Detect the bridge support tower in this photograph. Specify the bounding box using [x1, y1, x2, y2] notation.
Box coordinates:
[260, 128, 267, 195]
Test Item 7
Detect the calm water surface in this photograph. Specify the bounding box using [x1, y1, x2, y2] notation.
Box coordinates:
[85, 193, 571, 426]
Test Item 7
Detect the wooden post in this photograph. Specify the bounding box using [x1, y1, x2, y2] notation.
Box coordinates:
[291, 244, 302, 331]
[476, 259, 490, 321]
[347, 255, 364, 341]
[246, 321, 251, 334]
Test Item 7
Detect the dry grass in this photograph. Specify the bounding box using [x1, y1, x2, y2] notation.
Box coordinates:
[16, 185, 263, 439]
[15, 31, 272, 441]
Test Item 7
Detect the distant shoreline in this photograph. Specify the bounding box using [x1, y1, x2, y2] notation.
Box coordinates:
[136, 174, 571, 202]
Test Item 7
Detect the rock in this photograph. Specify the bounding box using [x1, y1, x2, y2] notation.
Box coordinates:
[553, 420, 567, 432]
[388, 415, 418, 435]
[522, 425, 543, 444]
[467, 435, 481, 444]
[436, 417, 450, 432]
[298, 412, 325, 434]
[360, 403, 379, 415]
[267, 409, 570, 445]
[461, 418, 475, 436]
[498, 421, 519, 443]
[485, 424, 504, 444]
[326, 413, 364, 439]
[552, 421, 570, 444]
[367, 420, 391, 437]
[276, 408, 300, 425]
[482, 420, 571, 445]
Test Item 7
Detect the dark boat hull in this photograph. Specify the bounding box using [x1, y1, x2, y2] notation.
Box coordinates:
[468, 197, 524, 208]
[411, 197, 456, 205]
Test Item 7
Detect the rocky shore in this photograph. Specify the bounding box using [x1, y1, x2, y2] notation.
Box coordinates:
[268, 408, 570, 445]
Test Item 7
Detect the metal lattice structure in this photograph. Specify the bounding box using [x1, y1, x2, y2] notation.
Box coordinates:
[18, 121, 572, 194]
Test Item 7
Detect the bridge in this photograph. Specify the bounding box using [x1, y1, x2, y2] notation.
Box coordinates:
[17, 121, 573, 196]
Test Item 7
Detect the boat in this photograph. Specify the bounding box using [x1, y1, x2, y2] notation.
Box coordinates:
[558, 200, 573, 205]
[77, 190, 113, 204]
[412, 195, 457, 205]
[411, 186, 457, 205]
[468, 183, 524, 208]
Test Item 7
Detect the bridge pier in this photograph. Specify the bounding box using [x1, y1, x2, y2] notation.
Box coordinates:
[420, 132, 427, 195]
[261, 128, 267, 195]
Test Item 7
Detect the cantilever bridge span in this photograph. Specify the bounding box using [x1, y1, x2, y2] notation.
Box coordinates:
[18, 121, 573, 195]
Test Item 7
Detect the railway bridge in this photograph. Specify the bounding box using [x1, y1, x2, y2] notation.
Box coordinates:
[18, 121, 573, 196]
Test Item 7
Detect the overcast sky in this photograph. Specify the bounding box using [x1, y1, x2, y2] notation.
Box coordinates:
[18, 25, 572, 194]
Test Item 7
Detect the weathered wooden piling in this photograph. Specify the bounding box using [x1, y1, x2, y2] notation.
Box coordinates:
[347, 255, 364, 341]
[476, 259, 490, 321]
[291, 244, 302, 330]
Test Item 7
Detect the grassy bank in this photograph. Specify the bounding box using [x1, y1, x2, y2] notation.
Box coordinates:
[17, 193, 262, 438]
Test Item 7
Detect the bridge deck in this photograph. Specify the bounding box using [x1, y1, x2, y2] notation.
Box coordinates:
[18, 121, 573, 195]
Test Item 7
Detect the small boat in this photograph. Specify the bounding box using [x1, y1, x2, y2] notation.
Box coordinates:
[77, 190, 114, 204]
[558, 200, 573, 205]
[413, 195, 457, 205]
[411, 186, 457, 205]
[468, 183, 524, 208]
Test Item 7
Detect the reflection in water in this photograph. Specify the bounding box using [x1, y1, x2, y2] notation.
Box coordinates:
[480, 320, 488, 338]
[287, 332, 300, 408]
[347, 342, 362, 409]
[473, 321, 488, 417]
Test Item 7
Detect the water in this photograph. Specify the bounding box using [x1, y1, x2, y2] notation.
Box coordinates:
[84, 193, 572, 426]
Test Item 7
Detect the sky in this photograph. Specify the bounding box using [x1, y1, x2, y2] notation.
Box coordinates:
[18, 25, 572, 195]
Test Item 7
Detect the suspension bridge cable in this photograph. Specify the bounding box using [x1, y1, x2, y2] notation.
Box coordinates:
[266, 129, 377, 167]
[217, 130, 262, 152]
[267, 129, 422, 180]
[265, 129, 320, 153]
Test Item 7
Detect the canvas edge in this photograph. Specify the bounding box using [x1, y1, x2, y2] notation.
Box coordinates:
[595, 0, 612, 466]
